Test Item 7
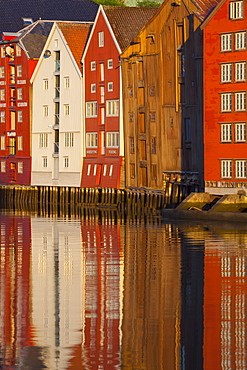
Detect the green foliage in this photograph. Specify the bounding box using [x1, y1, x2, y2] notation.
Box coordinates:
[94, 0, 125, 6]
[137, 0, 161, 6]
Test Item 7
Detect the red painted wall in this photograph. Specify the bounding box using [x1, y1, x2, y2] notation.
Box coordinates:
[81, 9, 123, 189]
[204, 0, 247, 183]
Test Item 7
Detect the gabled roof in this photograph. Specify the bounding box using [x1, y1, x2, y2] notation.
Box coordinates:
[103, 6, 158, 51]
[200, 0, 226, 28]
[0, 0, 98, 36]
[192, 0, 221, 21]
[57, 22, 92, 68]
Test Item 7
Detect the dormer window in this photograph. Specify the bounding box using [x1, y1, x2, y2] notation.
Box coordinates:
[229, 1, 244, 19]
[22, 17, 33, 25]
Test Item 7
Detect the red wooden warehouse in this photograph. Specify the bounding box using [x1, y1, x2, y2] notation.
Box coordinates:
[203, 0, 247, 194]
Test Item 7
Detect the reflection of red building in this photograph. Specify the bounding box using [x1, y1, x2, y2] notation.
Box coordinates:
[204, 243, 247, 369]
[78, 219, 123, 369]
[0, 214, 31, 366]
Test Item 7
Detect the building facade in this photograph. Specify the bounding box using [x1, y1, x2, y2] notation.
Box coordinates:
[203, 0, 247, 195]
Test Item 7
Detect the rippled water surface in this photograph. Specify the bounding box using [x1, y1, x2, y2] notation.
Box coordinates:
[0, 210, 246, 369]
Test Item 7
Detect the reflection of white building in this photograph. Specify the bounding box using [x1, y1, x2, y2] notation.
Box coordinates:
[31, 22, 92, 186]
[31, 218, 85, 369]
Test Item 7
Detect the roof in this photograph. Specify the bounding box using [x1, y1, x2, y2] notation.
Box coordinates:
[103, 6, 158, 51]
[0, 0, 98, 36]
[191, 0, 221, 21]
[57, 22, 92, 68]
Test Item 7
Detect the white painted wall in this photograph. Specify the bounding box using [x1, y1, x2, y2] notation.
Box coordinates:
[31, 25, 84, 187]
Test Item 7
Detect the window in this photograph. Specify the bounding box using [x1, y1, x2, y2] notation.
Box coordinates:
[230, 1, 244, 19]
[100, 86, 105, 103]
[129, 88, 133, 97]
[108, 82, 113, 92]
[64, 132, 74, 147]
[0, 66, 4, 78]
[17, 162, 23, 173]
[0, 89, 5, 101]
[129, 137, 135, 154]
[17, 111, 22, 122]
[86, 133, 98, 147]
[221, 123, 232, 142]
[42, 157, 48, 168]
[86, 102, 97, 117]
[236, 160, 246, 178]
[109, 164, 113, 177]
[107, 59, 113, 69]
[43, 105, 48, 117]
[235, 92, 246, 111]
[100, 63, 104, 81]
[235, 123, 246, 141]
[0, 111, 5, 123]
[151, 164, 157, 180]
[221, 64, 232, 82]
[91, 83, 96, 93]
[150, 112, 156, 122]
[55, 51, 60, 71]
[0, 48, 4, 58]
[39, 133, 48, 147]
[17, 136, 23, 150]
[16, 65, 22, 77]
[185, 118, 191, 142]
[9, 138, 16, 155]
[64, 104, 70, 116]
[151, 137, 156, 154]
[17, 88, 22, 100]
[221, 160, 232, 178]
[91, 61, 96, 71]
[64, 77, 70, 88]
[0, 135, 5, 150]
[129, 113, 134, 122]
[221, 34, 232, 51]
[64, 157, 69, 168]
[93, 164, 97, 176]
[54, 39, 58, 48]
[221, 93, 232, 111]
[98, 31, 104, 47]
[103, 164, 107, 176]
[43, 79, 48, 90]
[1, 161, 6, 172]
[235, 62, 246, 81]
[87, 164, 91, 176]
[130, 163, 135, 178]
[107, 132, 119, 147]
[150, 86, 155, 96]
[106, 100, 119, 116]
[235, 32, 246, 50]
[16, 45, 21, 56]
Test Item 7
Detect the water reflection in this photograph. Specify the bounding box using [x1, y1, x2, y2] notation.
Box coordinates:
[0, 212, 247, 369]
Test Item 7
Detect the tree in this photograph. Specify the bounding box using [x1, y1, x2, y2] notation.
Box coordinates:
[94, 0, 125, 5]
[137, 0, 161, 6]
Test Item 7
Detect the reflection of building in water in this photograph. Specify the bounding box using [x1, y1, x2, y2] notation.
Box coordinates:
[204, 233, 247, 370]
[31, 218, 85, 369]
[80, 220, 123, 369]
[121, 222, 181, 370]
[0, 214, 31, 367]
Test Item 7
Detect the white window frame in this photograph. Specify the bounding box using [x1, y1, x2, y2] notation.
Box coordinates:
[91, 61, 96, 71]
[87, 164, 91, 176]
[235, 123, 246, 141]
[108, 82, 113, 92]
[109, 164, 113, 177]
[107, 59, 113, 69]
[43, 79, 48, 90]
[230, 1, 244, 19]
[64, 132, 74, 147]
[221, 93, 232, 112]
[1, 161, 6, 172]
[43, 105, 48, 117]
[221, 64, 232, 83]
[17, 136, 23, 151]
[0, 89, 5, 101]
[221, 34, 232, 52]
[221, 123, 232, 142]
[16, 65, 22, 77]
[0, 66, 4, 78]
[236, 159, 246, 178]
[17, 110, 22, 122]
[86, 101, 97, 118]
[107, 132, 119, 147]
[100, 63, 104, 81]
[93, 164, 97, 176]
[0, 111, 5, 123]
[64, 156, 69, 168]
[0, 135, 5, 150]
[17, 88, 22, 100]
[86, 132, 98, 148]
[39, 133, 48, 148]
[98, 31, 104, 47]
[64, 77, 70, 89]
[64, 104, 70, 116]
[17, 162, 23, 173]
[103, 164, 107, 176]
[221, 160, 232, 178]
[106, 100, 119, 117]
[235, 92, 246, 111]
[235, 62, 246, 81]
[91, 83, 96, 93]
[16, 45, 21, 57]
[42, 157, 48, 168]
[235, 32, 246, 50]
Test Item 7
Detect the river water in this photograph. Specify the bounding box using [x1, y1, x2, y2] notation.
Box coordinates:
[0, 209, 246, 370]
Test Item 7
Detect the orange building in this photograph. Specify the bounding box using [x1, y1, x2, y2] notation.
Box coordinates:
[203, 0, 247, 194]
